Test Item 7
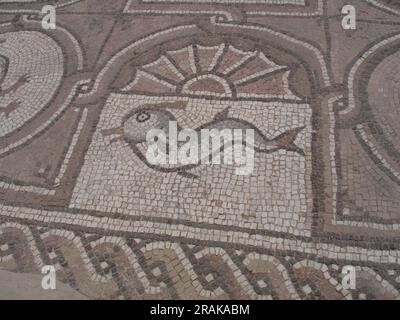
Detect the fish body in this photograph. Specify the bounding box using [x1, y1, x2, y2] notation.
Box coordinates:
[102, 107, 306, 177]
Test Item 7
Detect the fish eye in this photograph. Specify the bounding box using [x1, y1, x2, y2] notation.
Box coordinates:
[136, 111, 150, 123]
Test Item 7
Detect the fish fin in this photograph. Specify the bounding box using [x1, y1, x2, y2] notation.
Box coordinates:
[101, 127, 124, 137]
[213, 107, 230, 122]
[109, 136, 124, 145]
[11, 15, 24, 29]
[1, 100, 20, 118]
[275, 126, 305, 156]
[177, 171, 199, 179]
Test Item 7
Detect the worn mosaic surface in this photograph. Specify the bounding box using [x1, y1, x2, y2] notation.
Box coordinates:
[0, 0, 400, 300]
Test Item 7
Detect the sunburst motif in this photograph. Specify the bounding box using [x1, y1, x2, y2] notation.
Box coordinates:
[122, 43, 300, 100]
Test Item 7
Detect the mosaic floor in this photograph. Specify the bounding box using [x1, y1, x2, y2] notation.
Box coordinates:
[0, 0, 400, 300]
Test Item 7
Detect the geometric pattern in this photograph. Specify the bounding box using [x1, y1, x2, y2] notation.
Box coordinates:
[1, 0, 400, 299]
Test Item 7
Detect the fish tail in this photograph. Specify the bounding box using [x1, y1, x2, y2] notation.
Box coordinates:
[275, 126, 305, 156]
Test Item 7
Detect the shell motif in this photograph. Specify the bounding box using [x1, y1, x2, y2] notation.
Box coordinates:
[122, 44, 300, 100]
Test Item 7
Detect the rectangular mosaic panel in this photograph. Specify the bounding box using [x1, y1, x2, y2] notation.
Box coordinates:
[70, 95, 313, 237]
